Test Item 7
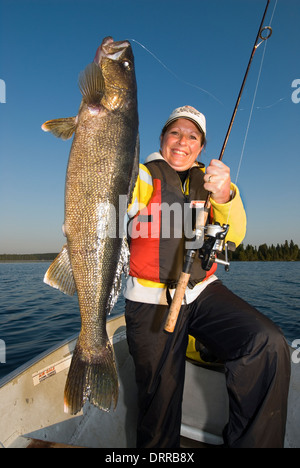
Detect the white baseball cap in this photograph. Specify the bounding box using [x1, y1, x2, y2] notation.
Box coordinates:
[163, 105, 206, 137]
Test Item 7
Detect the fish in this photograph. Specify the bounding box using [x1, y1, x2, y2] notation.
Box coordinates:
[42, 37, 139, 415]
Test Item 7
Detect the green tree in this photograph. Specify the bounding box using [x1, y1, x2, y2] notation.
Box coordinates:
[289, 240, 299, 260]
[258, 243, 269, 261]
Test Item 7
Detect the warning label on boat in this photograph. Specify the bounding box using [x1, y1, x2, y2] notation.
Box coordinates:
[32, 355, 72, 386]
[31, 329, 126, 386]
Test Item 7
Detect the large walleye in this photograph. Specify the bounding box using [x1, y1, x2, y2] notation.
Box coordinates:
[42, 37, 139, 415]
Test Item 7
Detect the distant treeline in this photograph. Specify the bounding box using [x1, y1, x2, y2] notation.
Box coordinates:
[229, 240, 300, 261]
[0, 240, 299, 262]
[0, 253, 58, 262]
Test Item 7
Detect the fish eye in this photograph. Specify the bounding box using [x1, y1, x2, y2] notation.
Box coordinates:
[122, 60, 132, 70]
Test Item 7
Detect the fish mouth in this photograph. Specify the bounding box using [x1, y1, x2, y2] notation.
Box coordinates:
[94, 36, 131, 65]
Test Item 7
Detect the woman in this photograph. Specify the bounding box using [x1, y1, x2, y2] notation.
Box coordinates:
[124, 105, 290, 448]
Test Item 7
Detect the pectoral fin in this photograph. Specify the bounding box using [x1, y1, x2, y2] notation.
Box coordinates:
[44, 244, 76, 296]
[41, 117, 77, 140]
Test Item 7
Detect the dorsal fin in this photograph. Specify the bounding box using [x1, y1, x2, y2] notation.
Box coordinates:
[78, 62, 105, 106]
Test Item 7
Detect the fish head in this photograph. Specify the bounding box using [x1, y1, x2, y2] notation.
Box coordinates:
[93, 37, 137, 110]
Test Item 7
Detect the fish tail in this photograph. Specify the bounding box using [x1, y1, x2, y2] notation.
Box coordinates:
[64, 337, 119, 415]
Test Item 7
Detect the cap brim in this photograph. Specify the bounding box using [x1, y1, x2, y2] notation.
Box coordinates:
[163, 116, 206, 137]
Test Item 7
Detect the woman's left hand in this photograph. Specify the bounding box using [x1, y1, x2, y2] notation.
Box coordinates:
[204, 159, 231, 204]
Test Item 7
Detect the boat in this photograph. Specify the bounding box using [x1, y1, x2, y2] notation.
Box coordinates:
[0, 314, 299, 448]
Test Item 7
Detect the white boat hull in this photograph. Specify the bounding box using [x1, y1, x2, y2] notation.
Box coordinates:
[0, 314, 299, 448]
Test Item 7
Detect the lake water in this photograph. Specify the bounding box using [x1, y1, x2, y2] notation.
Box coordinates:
[0, 261, 299, 380]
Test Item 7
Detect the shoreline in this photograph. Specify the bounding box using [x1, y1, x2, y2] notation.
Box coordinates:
[0, 260, 54, 263]
[0, 255, 57, 263]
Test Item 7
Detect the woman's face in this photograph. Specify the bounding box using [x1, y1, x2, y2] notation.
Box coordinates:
[160, 118, 204, 171]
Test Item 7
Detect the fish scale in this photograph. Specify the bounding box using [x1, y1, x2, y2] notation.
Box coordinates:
[42, 37, 139, 415]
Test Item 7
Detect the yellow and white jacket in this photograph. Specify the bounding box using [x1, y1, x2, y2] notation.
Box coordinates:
[124, 152, 247, 305]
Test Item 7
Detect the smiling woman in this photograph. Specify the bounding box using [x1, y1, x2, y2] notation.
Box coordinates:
[160, 119, 204, 171]
[159, 106, 231, 204]
[124, 104, 291, 448]
[159, 105, 206, 171]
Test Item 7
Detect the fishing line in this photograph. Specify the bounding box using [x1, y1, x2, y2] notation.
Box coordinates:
[226, 0, 278, 224]
[129, 38, 224, 106]
[239, 96, 286, 111]
[256, 96, 286, 110]
[239, 0, 283, 112]
[232, 41, 268, 189]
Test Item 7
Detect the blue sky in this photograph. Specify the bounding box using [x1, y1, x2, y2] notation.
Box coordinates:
[0, 0, 299, 254]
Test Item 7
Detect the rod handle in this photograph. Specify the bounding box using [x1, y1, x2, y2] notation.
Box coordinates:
[164, 204, 209, 334]
[164, 271, 191, 333]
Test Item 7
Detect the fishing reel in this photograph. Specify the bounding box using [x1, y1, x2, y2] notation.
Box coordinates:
[199, 223, 236, 272]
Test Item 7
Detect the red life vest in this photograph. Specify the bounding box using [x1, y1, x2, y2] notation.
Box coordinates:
[128, 159, 217, 288]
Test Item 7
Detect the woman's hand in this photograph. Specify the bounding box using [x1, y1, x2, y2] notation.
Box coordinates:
[204, 159, 231, 204]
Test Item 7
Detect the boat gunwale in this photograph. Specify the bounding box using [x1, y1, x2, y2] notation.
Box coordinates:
[0, 313, 123, 389]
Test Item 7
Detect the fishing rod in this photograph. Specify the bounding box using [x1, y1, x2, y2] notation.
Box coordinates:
[164, 0, 273, 333]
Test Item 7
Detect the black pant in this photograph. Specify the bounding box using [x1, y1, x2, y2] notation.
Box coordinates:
[125, 280, 291, 448]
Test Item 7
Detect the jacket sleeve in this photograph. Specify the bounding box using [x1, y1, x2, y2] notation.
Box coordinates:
[210, 183, 247, 247]
[127, 163, 153, 218]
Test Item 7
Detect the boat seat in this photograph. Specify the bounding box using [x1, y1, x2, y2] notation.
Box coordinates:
[186, 335, 224, 369]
